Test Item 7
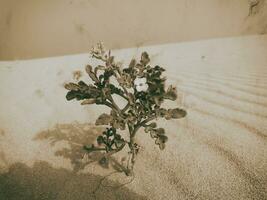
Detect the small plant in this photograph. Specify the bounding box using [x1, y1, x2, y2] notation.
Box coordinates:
[65, 43, 186, 175]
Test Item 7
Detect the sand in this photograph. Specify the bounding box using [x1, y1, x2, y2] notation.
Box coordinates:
[0, 35, 266, 199]
[1, 0, 267, 60]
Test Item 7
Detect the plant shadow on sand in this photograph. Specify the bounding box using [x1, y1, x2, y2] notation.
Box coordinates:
[0, 122, 147, 200]
[33, 122, 129, 173]
[0, 131, 8, 173]
[0, 161, 146, 200]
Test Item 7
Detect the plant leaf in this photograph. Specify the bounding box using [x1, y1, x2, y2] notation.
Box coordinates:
[95, 113, 112, 125]
[66, 90, 90, 101]
[66, 90, 78, 100]
[168, 108, 187, 119]
[149, 122, 157, 128]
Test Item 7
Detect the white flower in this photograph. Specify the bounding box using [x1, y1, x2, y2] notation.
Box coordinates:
[134, 77, 148, 92]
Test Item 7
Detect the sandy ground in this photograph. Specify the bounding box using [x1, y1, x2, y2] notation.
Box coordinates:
[0, 35, 267, 199]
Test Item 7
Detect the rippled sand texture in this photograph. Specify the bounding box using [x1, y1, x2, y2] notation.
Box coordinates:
[0, 35, 266, 199]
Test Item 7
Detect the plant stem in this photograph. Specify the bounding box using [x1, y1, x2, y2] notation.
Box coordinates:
[121, 102, 130, 113]
[108, 95, 121, 112]
[132, 115, 157, 138]
[103, 101, 117, 110]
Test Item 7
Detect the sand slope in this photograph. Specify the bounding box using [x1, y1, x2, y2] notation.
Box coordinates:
[0, 35, 266, 199]
[1, 0, 267, 60]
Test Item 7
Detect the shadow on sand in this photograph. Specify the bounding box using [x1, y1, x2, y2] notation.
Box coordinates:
[0, 161, 146, 200]
[0, 131, 8, 172]
[0, 122, 146, 199]
[33, 122, 129, 173]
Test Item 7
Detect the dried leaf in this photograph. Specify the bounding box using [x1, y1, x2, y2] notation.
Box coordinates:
[85, 64, 93, 73]
[107, 56, 115, 66]
[85, 65, 98, 82]
[128, 93, 135, 104]
[64, 83, 80, 91]
[165, 85, 177, 101]
[94, 65, 105, 75]
[141, 52, 150, 65]
[129, 59, 136, 68]
[81, 98, 96, 105]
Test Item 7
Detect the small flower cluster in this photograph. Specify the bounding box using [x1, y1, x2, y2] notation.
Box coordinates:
[65, 43, 186, 175]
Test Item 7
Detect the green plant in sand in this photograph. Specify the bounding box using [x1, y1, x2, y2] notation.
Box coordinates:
[65, 43, 186, 176]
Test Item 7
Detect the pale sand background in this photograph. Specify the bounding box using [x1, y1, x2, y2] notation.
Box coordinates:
[0, 35, 266, 199]
[1, 0, 267, 60]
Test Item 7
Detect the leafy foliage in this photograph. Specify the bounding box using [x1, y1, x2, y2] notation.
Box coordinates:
[65, 43, 186, 175]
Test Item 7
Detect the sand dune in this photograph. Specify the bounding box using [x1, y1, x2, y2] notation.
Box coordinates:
[0, 35, 266, 199]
